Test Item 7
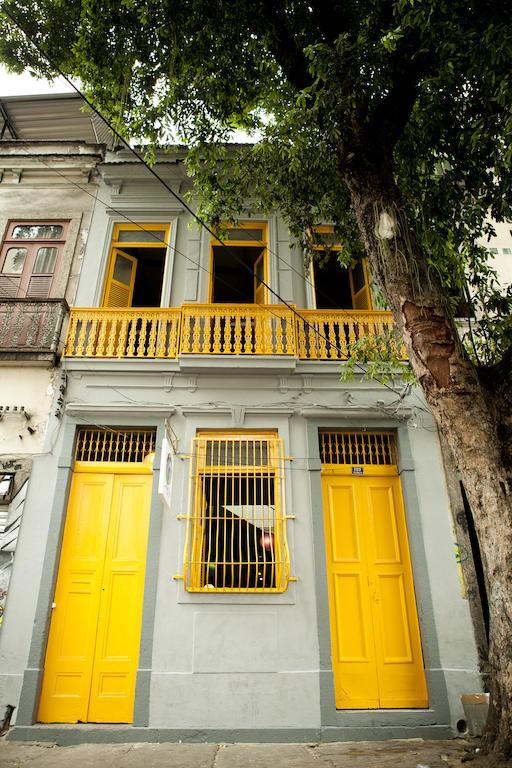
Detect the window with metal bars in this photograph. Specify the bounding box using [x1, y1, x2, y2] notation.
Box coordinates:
[184, 433, 290, 592]
[319, 430, 396, 465]
[74, 427, 156, 464]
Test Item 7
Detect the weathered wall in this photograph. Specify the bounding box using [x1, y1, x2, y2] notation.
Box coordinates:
[0, 153, 483, 740]
[0, 142, 104, 306]
[0, 364, 482, 738]
[0, 142, 104, 458]
[0, 368, 57, 456]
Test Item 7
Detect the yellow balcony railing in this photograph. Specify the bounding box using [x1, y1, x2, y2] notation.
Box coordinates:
[64, 305, 404, 361]
[296, 309, 403, 360]
[180, 304, 296, 355]
[64, 308, 181, 358]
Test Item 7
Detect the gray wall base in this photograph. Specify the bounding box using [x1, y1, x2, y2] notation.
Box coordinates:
[7, 723, 452, 745]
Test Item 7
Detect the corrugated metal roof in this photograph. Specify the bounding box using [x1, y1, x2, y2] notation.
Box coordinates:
[0, 92, 111, 144]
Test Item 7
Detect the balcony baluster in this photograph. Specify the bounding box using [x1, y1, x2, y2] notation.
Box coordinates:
[64, 305, 403, 362]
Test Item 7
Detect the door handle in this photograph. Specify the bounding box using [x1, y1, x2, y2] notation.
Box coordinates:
[368, 580, 379, 603]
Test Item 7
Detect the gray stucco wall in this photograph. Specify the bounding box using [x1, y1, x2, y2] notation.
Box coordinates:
[0, 362, 482, 739]
[0, 155, 482, 741]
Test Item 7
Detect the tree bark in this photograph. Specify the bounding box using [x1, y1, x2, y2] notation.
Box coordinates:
[342, 153, 512, 762]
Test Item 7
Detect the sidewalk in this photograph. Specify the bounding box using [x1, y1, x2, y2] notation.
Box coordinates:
[0, 738, 475, 768]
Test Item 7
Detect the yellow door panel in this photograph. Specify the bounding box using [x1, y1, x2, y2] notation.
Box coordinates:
[38, 471, 152, 724]
[322, 478, 379, 708]
[38, 474, 114, 723]
[322, 472, 428, 710]
[364, 478, 428, 708]
[87, 475, 152, 723]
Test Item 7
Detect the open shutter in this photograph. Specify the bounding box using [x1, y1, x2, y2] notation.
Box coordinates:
[349, 260, 372, 309]
[254, 250, 266, 304]
[103, 249, 137, 308]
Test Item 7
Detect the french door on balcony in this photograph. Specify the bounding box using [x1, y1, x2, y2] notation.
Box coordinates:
[102, 223, 169, 308]
[210, 222, 268, 304]
[309, 225, 373, 311]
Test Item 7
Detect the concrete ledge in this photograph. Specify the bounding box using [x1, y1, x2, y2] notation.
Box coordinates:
[178, 355, 297, 374]
[7, 724, 452, 745]
[320, 725, 452, 741]
[333, 708, 439, 727]
[63, 359, 181, 373]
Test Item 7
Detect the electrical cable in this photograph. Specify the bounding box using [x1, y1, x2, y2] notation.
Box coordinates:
[6, 144, 367, 370]
[12, 144, 405, 398]
[10, 145, 334, 344]
[1, 6, 405, 395]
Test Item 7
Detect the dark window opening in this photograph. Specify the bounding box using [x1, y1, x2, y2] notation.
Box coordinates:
[313, 252, 353, 309]
[120, 246, 166, 307]
[212, 245, 263, 303]
[200, 474, 276, 589]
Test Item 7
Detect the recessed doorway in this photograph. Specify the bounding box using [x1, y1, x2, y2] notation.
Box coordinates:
[210, 223, 267, 304]
[310, 226, 372, 310]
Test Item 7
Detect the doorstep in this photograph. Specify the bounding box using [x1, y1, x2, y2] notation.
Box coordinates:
[7, 723, 452, 745]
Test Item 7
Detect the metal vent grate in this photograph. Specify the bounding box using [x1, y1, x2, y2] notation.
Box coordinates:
[319, 431, 396, 465]
[75, 427, 156, 463]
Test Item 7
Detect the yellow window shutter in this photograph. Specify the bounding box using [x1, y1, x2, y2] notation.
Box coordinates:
[349, 260, 372, 309]
[254, 250, 266, 304]
[103, 249, 137, 308]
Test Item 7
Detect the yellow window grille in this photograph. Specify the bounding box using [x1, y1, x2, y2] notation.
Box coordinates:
[184, 432, 290, 592]
[74, 427, 156, 464]
[319, 431, 396, 465]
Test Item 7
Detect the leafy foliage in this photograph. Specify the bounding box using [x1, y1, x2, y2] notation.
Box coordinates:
[462, 252, 512, 366]
[340, 332, 416, 385]
[0, 0, 511, 363]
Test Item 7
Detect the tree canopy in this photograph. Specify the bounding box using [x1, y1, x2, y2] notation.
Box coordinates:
[1, 1, 511, 362]
[1, 1, 512, 759]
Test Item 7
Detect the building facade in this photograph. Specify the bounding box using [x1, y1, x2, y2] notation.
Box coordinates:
[0, 95, 106, 640]
[0, 131, 485, 742]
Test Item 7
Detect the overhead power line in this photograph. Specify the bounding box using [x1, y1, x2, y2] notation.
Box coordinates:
[1, 6, 406, 395]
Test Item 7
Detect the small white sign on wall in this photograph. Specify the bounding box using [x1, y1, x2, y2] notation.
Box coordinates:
[158, 437, 173, 508]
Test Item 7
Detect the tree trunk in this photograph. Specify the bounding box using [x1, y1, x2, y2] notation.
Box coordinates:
[342, 154, 512, 762]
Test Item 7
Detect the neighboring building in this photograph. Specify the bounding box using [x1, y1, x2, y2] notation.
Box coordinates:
[0, 94, 105, 632]
[0, 107, 485, 742]
[483, 221, 512, 290]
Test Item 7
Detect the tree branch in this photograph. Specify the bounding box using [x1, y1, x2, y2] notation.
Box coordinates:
[366, 33, 436, 151]
[307, 0, 350, 44]
[260, 2, 313, 92]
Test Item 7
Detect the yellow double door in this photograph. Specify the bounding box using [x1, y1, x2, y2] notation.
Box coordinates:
[322, 470, 428, 709]
[38, 469, 152, 723]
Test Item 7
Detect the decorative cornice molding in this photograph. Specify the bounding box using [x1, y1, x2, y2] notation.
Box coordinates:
[65, 403, 175, 417]
[300, 406, 413, 421]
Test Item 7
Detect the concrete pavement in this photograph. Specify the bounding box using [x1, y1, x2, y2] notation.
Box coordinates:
[0, 738, 476, 768]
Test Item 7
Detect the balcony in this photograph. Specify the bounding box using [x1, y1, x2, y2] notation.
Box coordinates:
[0, 299, 68, 363]
[64, 305, 405, 363]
